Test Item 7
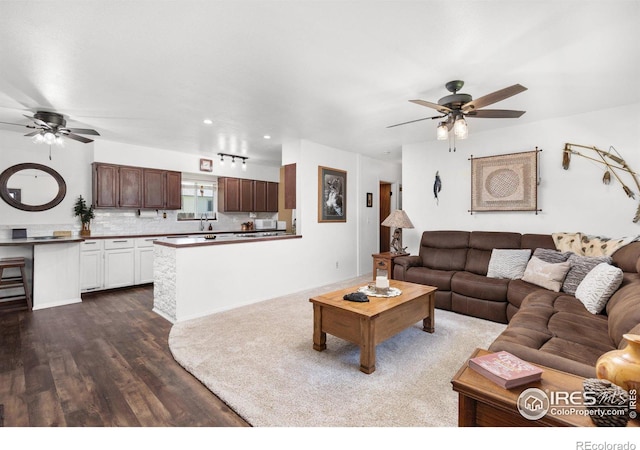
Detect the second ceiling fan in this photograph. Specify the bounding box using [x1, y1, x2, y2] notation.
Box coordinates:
[388, 80, 527, 145]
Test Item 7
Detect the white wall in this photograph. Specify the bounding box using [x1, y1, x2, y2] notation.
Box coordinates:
[0, 130, 92, 229]
[401, 103, 640, 255]
[282, 139, 401, 284]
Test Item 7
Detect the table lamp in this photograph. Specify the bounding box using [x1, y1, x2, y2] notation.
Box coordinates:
[381, 209, 414, 254]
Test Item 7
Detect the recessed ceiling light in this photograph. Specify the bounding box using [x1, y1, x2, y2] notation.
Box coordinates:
[263, 135, 271, 139]
[203, 119, 213, 125]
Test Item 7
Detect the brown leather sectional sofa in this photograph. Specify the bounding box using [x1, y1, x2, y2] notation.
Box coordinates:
[393, 230, 640, 377]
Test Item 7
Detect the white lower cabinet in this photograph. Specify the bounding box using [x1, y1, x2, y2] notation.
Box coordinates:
[104, 241, 135, 289]
[80, 240, 103, 292]
[81, 237, 159, 293]
[135, 237, 157, 284]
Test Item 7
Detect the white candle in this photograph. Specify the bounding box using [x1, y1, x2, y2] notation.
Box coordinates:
[376, 276, 389, 289]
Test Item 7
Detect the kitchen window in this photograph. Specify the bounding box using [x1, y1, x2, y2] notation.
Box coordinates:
[177, 179, 218, 220]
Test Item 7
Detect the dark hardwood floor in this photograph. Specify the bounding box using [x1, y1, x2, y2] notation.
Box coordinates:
[0, 285, 249, 427]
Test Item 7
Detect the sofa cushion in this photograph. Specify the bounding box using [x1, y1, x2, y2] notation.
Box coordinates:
[489, 290, 616, 377]
[404, 266, 455, 291]
[465, 232, 522, 275]
[451, 271, 509, 302]
[487, 249, 531, 279]
[552, 232, 584, 253]
[506, 279, 546, 310]
[521, 256, 571, 292]
[574, 263, 623, 314]
[521, 233, 556, 251]
[418, 231, 470, 271]
[562, 254, 613, 295]
[533, 247, 572, 264]
[611, 241, 640, 273]
[606, 282, 640, 347]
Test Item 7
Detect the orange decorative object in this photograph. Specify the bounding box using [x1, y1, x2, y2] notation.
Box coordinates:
[596, 334, 640, 410]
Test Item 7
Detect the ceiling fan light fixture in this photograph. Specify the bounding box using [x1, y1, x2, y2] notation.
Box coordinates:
[43, 131, 57, 145]
[453, 117, 468, 139]
[436, 122, 448, 140]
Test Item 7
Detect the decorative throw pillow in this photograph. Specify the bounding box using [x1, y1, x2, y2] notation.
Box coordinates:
[575, 263, 624, 314]
[562, 254, 613, 296]
[521, 256, 571, 292]
[486, 249, 532, 280]
[533, 247, 572, 264]
[552, 232, 584, 254]
[581, 235, 640, 257]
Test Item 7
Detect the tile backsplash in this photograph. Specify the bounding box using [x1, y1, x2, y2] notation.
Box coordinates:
[0, 209, 277, 239]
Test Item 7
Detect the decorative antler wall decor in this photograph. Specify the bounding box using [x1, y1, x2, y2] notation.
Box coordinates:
[562, 143, 640, 222]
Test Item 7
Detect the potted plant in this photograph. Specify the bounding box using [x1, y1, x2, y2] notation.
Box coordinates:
[74, 195, 95, 237]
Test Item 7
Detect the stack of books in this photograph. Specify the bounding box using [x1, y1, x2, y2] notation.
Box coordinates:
[468, 351, 543, 389]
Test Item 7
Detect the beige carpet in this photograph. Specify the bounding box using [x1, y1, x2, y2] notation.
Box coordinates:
[168, 276, 507, 427]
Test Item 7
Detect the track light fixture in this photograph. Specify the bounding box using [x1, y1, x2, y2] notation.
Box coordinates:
[217, 153, 248, 170]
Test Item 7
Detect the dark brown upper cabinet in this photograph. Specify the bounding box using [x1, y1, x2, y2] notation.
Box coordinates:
[218, 177, 278, 213]
[143, 168, 182, 209]
[165, 171, 182, 209]
[284, 163, 296, 209]
[218, 177, 241, 212]
[93, 162, 181, 209]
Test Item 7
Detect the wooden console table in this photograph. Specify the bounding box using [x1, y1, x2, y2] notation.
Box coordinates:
[371, 251, 408, 280]
[451, 348, 639, 427]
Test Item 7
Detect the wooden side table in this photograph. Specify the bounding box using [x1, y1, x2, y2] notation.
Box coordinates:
[451, 348, 639, 427]
[371, 252, 408, 281]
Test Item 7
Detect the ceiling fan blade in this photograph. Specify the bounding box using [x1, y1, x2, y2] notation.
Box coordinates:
[0, 120, 26, 127]
[409, 99, 453, 114]
[462, 84, 527, 111]
[63, 132, 93, 143]
[63, 127, 100, 136]
[23, 114, 51, 129]
[466, 109, 526, 118]
[387, 115, 445, 128]
[24, 131, 41, 137]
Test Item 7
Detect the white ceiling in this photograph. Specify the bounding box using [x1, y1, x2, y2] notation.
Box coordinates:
[0, 1, 638, 165]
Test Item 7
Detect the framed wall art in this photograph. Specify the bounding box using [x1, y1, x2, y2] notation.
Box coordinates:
[470, 149, 541, 213]
[318, 166, 347, 222]
[199, 158, 213, 172]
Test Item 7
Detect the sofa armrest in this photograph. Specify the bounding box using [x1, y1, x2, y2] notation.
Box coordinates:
[393, 255, 422, 270]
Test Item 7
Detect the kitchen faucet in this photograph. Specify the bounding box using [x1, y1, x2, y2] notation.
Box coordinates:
[200, 213, 207, 231]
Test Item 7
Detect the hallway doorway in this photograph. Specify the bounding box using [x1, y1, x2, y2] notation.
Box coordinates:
[379, 182, 391, 252]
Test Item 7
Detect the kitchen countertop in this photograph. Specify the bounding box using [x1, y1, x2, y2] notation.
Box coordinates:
[0, 236, 85, 246]
[154, 232, 300, 248]
[78, 229, 282, 239]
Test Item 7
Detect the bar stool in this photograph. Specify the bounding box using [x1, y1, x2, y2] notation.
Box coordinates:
[0, 257, 32, 312]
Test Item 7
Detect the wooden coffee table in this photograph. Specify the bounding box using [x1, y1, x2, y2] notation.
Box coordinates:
[309, 280, 437, 374]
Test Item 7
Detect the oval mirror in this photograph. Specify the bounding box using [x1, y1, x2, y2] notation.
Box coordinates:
[0, 163, 67, 211]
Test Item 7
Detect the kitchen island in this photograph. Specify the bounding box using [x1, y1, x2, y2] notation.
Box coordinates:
[0, 236, 83, 310]
[153, 233, 302, 322]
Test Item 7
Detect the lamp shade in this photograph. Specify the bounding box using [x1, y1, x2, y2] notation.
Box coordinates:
[381, 210, 414, 229]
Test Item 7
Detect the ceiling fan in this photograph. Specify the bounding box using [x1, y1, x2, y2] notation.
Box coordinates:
[388, 80, 527, 145]
[0, 111, 100, 144]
